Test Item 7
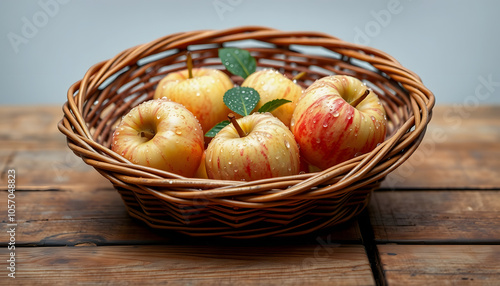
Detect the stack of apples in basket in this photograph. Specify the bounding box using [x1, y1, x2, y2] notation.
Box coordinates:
[111, 48, 387, 181]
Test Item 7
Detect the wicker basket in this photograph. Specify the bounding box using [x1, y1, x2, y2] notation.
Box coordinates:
[58, 26, 434, 239]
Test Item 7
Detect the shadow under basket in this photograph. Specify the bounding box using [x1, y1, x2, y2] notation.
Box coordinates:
[58, 26, 435, 239]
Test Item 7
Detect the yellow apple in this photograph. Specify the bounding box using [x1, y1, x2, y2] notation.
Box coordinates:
[111, 98, 204, 177]
[154, 68, 234, 133]
[241, 69, 303, 127]
[205, 112, 301, 181]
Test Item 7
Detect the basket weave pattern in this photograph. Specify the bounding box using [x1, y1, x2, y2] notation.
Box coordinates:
[58, 26, 434, 238]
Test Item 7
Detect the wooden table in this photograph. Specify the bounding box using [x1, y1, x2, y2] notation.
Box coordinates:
[1, 105, 499, 285]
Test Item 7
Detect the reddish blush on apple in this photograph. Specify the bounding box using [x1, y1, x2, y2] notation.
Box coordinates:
[291, 75, 387, 170]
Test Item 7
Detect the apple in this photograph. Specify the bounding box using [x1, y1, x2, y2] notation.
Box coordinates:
[111, 98, 204, 177]
[241, 69, 303, 127]
[194, 151, 208, 179]
[291, 75, 387, 170]
[205, 112, 301, 181]
[154, 67, 234, 133]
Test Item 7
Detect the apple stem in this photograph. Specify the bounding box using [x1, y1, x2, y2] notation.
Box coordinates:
[351, 89, 370, 108]
[187, 51, 193, 79]
[140, 130, 155, 140]
[292, 71, 307, 82]
[228, 113, 246, 138]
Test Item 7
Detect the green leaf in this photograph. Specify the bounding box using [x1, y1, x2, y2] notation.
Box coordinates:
[218, 48, 256, 79]
[258, 99, 292, 113]
[205, 120, 230, 138]
[223, 87, 260, 117]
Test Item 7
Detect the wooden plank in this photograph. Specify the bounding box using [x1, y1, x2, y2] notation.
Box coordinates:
[0, 106, 66, 150]
[0, 105, 109, 188]
[0, 186, 363, 246]
[379, 245, 500, 285]
[1, 149, 110, 189]
[369, 191, 500, 243]
[383, 105, 500, 189]
[0, 244, 374, 285]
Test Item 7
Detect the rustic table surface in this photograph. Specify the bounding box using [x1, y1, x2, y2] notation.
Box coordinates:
[1, 105, 499, 285]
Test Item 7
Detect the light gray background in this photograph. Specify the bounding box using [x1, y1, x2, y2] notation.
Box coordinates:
[1, 0, 499, 105]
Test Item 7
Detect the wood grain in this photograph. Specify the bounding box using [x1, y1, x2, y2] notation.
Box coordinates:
[0, 244, 374, 285]
[383, 105, 500, 189]
[2, 149, 110, 189]
[379, 245, 500, 285]
[369, 191, 500, 243]
[0, 106, 66, 150]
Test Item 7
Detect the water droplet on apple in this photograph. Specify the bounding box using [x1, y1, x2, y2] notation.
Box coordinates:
[312, 119, 316, 124]
[169, 180, 173, 184]
[228, 161, 232, 165]
[370, 115, 375, 121]
[234, 169, 238, 173]
[156, 115, 161, 119]
[333, 111, 340, 117]
[175, 130, 182, 135]
[316, 138, 321, 144]
[285, 140, 291, 149]
[323, 123, 328, 128]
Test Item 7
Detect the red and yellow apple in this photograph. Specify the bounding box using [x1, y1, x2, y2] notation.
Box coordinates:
[291, 75, 386, 170]
[111, 98, 204, 177]
[205, 112, 301, 181]
[154, 68, 234, 133]
[241, 69, 303, 127]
